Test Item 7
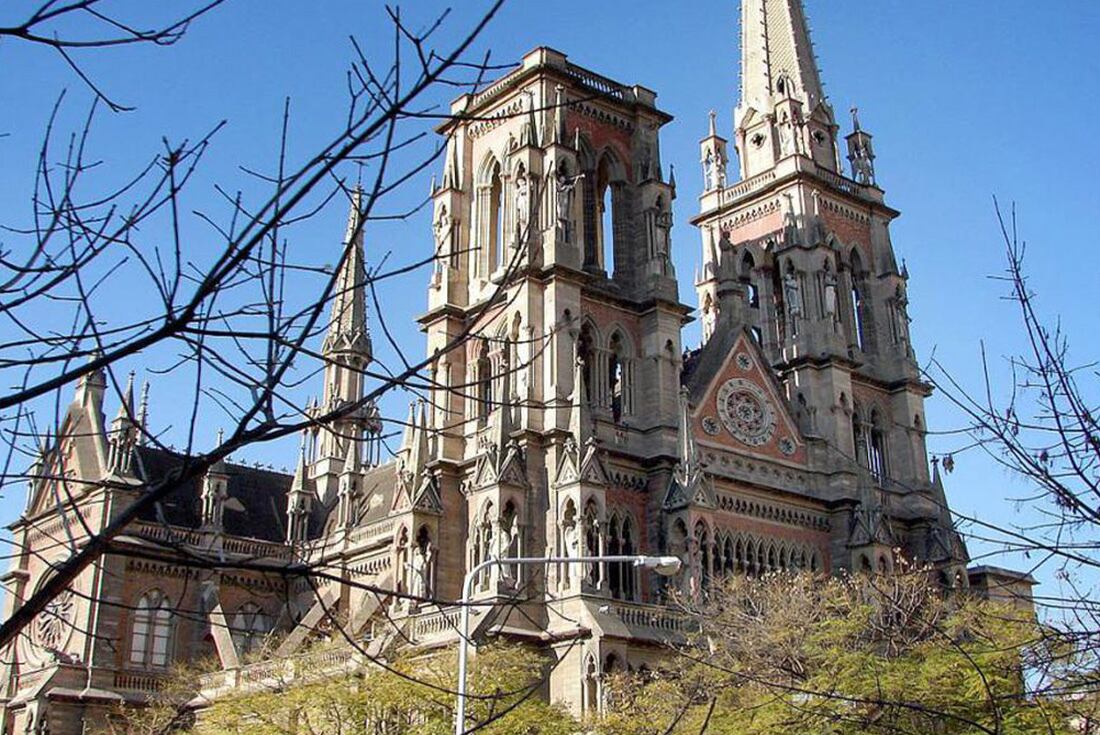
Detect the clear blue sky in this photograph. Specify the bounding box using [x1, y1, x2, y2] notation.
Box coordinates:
[2, 0, 1098, 599]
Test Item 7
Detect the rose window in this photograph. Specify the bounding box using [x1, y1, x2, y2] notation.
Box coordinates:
[32, 587, 74, 652]
[716, 379, 776, 446]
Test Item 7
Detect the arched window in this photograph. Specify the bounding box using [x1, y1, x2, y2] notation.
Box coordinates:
[608, 332, 626, 422]
[694, 522, 711, 590]
[849, 249, 868, 351]
[608, 513, 637, 601]
[852, 402, 868, 469]
[500, 500, 520, 585]
[578, 322, 596, 404]
[584, 499, 602, 588]
[869, 409, 888, 484]
[489, 161, 504, 272]
[476, 339, 492, 425]
[231, 603, 271, 656]
[607, 515, 622, 599]
[722, 535, 736, 576]
[130, 589, 173, 668]
[597, 157, 616, 276]
[474, 501, 495, 591]
[740, 251, 759, 308]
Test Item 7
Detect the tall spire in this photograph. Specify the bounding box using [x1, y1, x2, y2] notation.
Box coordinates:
[322, 187, 371, 360]
[737, 0, 826, 122]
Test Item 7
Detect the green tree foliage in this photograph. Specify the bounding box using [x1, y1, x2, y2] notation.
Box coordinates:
[598, 569, 1072, 735]
[97, 642, 576, 735]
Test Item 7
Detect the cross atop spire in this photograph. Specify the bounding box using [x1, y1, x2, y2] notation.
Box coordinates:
[322, 187, 371, 360]
[737, 0, 826, 123]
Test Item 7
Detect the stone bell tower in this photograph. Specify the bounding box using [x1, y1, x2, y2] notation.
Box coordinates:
[420, 48, 689, 709]
[691, 0, 948, 573]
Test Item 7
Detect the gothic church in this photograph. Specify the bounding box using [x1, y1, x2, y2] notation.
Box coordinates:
[1, 1, 1029, 731]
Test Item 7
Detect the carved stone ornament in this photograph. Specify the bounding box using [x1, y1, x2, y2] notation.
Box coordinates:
[716, 378, 776, 446]
[31, 585, 75, 654]
[701, 416, 721, 436]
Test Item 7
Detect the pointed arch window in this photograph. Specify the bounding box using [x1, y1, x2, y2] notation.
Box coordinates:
[694, 522, 711, 590]
[869, 409, 888, 484]
[740, 251, 759, 309]
[608, 333, 624, 422]
[849, 249, 869, 351]
[583, 500, 602, 588]
[130, 589, 173, 669]
[489, 161, 504, 273]
[852, 403, 868, 469]
[472, 502, 495, 591]
[607, 513, 638, 601]
[231, 603, 271, 656]
[599, 163, 615, 275]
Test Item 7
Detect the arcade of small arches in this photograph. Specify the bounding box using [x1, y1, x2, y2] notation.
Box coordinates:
[701, 237, 897, 361]
[124, 590, 276, 672]
[470, 134, 661, 284]
[577, 319, 637, 423]
[851, 400, 889, 486]
[672, 518, 823, 587]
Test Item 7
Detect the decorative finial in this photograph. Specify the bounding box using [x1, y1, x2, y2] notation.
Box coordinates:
[669, 164, 676, 189]
[708, 109, 717, 138]
[215, 427, 224, 446]
[850, 106, 861, 132]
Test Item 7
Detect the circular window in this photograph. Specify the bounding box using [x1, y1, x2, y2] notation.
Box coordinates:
[33, 587, 75, 652]
[716, 379, 776, 446]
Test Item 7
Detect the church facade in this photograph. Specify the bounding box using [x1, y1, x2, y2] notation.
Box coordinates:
[0, 2, 1029, 732]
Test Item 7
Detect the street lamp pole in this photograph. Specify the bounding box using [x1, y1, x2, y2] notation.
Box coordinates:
[453, 554, 682, 735]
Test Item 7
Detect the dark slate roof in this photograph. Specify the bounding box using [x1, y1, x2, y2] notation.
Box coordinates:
[135, 446, 292, 543]
[323, 461, 397, 536]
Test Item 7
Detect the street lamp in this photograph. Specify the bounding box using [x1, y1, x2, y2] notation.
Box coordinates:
[453, 554, 682, 735]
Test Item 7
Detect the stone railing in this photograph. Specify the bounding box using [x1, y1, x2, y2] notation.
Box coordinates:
[201, 644, 361, 693]
[129, 521, 293, 560]
[349, 518, 395, 546]
[130, 521, 203, 547]
[720, 169, 777, 203]
[411, 607, 464, 642]
[607, 601, 694, 636]
[113, 670, 166, 692]
[221, 535, 293, 560]
[564, 62, 629, 101]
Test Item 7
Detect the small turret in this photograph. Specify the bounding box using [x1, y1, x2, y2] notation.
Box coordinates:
[107, 372, 139, 478]
[845, 106, 876, 185]
[699, 110, 728, 192]
[286, 442, 314, 545]
[337, 438, 361, 530]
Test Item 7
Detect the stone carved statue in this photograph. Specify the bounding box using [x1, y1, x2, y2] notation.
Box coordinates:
[823, 265, 839, 320]
[432, 206, 451, 273]
[554, 169, 585, 241]
[410, 540, 435, 598]
[778, 114, 793, 156]
[514, 174, 529, 242]
[783, 271, 803, 318]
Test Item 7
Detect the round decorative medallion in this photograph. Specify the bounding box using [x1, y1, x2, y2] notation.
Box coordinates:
[716, 378, 776, 446]
[778, 436, 796, 456]
[31, 586, 74, 653]
[735, 352, 753, 371]
[701, 416, 721, 436]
